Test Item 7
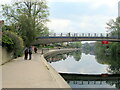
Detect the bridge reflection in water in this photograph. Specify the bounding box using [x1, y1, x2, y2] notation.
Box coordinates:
[59, 73, 120, 88]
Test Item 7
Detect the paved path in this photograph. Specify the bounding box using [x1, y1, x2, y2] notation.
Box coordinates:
[2, 52, 70, 88]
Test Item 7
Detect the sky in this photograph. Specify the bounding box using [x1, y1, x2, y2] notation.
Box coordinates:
[46, 0, 119, 34]
[0, 0, 119, 34]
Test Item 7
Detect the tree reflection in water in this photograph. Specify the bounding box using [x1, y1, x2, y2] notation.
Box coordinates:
[95, 42, 120, 89]
[46, 50, 81, 63]
[45, 47, 120, 89]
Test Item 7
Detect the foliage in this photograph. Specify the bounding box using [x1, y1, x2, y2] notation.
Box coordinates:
[2, 31, 24, 58]
[46, 50, 82, 63]
[68, 42, 82, 48]
[106, 17, 120, 38]
[48, 42, 82, 49]
[2, 33, 14, 52]
[95, 42, 120, 74]
[82, 42, 95, 55]
[1, 0, 49, 46]
[2, 25, 12, 31]
[71, 50, 81, 61]
[95, 17, 120, 71]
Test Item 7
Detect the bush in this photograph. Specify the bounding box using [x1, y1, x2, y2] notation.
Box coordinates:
[2, 31, 24, 58]
[2, 34, 14, 52]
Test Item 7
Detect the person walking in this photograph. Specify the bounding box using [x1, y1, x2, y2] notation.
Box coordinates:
[34, 47, 37, 53]
[28, 46, 32, 60]
[23, 47, 29, 60]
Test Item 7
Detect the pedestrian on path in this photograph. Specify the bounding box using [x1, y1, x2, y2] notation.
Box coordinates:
[34, 47, 37, 53]
[23, 47, 29, 60]
[28, 46, 32, 60]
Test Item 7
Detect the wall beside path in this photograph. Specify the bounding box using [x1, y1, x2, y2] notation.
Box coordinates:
[41, 48, 79, 88]
[0, 47, 14, 65]
[0, 46, 1, 65]
[40, 55, 71, 88]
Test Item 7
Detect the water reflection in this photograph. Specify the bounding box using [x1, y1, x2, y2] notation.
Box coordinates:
[95, 48, 120, 89]
[47, 53, 110, 74]
[46, 50, 81, 63]
[45, 49, 120, 89]
[95, 49, 120, 74]
[60, 73, 120, 89]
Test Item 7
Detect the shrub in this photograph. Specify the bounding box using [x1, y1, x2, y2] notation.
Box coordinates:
[2, 34, 14, 52]
[2, 31, 24, 58]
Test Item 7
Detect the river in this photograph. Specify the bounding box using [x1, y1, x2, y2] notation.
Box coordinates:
[46, 50, 120, 89]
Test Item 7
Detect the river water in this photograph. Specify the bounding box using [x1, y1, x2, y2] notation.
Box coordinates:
[46, 50, 120, 89]
[48, 53, 109, 74]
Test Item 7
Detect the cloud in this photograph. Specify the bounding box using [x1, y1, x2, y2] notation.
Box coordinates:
[78, 15, 115, 32]
[89, 0, 118, 9]
[47, 0, 119, 8]
[47, 15, 115, 34]
[47, 18, 71, 33]
[0, 0, 13, 5]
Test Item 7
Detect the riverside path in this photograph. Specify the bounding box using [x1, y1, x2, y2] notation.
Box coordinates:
[2, 51, 70, 88]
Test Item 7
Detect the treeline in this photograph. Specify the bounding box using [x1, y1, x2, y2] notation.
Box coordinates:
[95, 17, 120, 56]
[41, 42, 82, 49]
[82, 42, 95, 55]
[1, 0, 49, 58]
[94, 17, 120, 88]
[95, 17, 120, 74]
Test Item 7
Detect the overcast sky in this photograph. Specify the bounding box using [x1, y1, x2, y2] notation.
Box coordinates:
[47, 0, 119, 34]
[0, 0, 119, 34]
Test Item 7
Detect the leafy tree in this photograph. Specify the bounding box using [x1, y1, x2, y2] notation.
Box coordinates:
[105, 17, 120, 54]
[106, 17, 120, 38]
[1, 0, 49, 46]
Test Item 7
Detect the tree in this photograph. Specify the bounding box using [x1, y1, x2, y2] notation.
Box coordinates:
[1, 0, 49, 46]
[106, 17, 120, 38]
[106, 17, 120, 54]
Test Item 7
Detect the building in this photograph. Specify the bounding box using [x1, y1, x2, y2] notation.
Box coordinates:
[118, 1, 120, 17]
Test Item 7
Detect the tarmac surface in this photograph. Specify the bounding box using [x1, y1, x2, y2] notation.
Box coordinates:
[2, 51, 71, 88]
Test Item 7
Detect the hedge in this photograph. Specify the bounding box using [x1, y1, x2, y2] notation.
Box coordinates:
[2, 31, 24, 58]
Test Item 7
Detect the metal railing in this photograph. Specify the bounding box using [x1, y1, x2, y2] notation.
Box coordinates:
[40, 33, 120, 38]
[48, 33, 107, 37]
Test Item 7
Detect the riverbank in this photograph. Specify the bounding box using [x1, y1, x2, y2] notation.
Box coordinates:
[2, 48, 77, 88]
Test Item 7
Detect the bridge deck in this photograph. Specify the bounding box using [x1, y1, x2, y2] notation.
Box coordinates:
[34, 36, 120, 44]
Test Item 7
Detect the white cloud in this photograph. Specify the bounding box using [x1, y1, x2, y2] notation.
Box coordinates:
[0, 0, 13, 5]
[47, 0, 118, 34]
[48, 0, 119, 8]
[89, 0, 118, 8]
[47, 15, 115, 34]
[47, 18, 71, 33]
[78, 15, 115, 33]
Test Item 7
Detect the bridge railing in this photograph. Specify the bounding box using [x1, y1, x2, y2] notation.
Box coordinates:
[48, 33, 108, 37]
[39, 33, 120, 39]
